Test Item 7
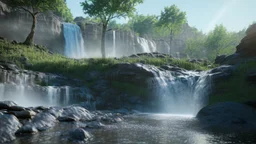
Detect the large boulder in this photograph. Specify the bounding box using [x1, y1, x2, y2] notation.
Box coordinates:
[58, 106, 93, 122]
[0, 113, 22, 143]
[197, 102, 256, 132]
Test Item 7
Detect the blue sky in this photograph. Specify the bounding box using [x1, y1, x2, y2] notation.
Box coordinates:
[66, 0, 256, 33]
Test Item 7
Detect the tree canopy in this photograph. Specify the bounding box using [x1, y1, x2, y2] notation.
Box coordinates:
[157, 5, 187, 37]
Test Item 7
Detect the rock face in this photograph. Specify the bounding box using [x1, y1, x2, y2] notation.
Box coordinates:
[236, 23, 256, 57]
[197, 102, 256, 132]
[0, 1, 64, 53]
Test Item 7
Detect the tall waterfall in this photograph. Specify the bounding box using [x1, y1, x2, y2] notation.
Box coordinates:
[149, 68, 211, 115]
[63, 23, 86, 59]
[113, 30, 116, 57]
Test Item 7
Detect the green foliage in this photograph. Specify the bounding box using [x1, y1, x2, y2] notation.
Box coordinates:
[129, 14, 158, 37]
[111, 81, 148, 98]
[185, 25, 245, 61]
[81, 0, 143, 24]
[6, 0, 66, 14]
[157, 5, 187, 37]
[54, 1, 73, 22]
[209, 62, 256, 105]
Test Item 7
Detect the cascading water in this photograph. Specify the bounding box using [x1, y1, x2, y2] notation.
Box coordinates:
[112, 30, 116, 57]
[0, 69, 95, 108]
[63, 23, 86, 59]
[137, 37, 156, 53]
[149, 67, 211, 115]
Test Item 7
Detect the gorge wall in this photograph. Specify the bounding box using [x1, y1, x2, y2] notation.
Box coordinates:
[0, 1, 64, 54]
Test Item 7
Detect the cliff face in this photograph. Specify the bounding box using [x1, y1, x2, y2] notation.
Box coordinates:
[0, 1, 64, 53]
[236, 23, 256, 57]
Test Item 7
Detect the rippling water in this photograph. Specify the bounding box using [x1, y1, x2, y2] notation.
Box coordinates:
[12, 114, 256, 144]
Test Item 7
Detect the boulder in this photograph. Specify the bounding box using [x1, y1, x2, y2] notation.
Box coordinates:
[9, 110, 37, 119]
[18, 111, 56, 133]
[58, 106, 93, 122]
[68, 128, 92, 142]
[0, 113, 21, 143]
[0, 101, 17, 110]
[197, 102, 256, 132]
[209, 65, 235, 83]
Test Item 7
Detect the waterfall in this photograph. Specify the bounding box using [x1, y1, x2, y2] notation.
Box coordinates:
[113, 30, 116, 57]
[150, 69, 211, 115]
[0, 69, 93, 107]
[137, 37, 156, 53]
[63, 23, 86, 59]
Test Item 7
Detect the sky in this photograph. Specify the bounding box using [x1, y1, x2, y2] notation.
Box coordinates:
[66, 0, 256, 33]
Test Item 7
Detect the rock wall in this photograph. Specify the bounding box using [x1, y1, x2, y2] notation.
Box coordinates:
[0, 1, 64, 54]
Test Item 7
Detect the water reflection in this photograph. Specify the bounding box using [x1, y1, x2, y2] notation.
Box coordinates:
[13, 114, 256, 144]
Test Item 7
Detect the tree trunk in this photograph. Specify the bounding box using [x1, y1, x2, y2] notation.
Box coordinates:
[101, 23, 107, 58]
[23, 14, 37, 46]
[169, 30, 174, 55]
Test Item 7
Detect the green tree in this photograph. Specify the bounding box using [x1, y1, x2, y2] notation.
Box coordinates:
[54, 2, 73, 22]
[157, 5, 186, 47]
[81, 0, 143, 58]
[130, 14, 158, 37]
[6, 0, 67, 46]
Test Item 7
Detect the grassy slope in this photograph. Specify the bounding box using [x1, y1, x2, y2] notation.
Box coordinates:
[209, 61, 256, 105]
[0, 40, 209, 79]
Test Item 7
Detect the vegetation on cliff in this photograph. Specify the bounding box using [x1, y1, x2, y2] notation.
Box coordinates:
[0, 39, 209, 78]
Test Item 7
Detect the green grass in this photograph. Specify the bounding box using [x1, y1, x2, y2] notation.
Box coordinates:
[111, 81, 149, 98]
[209, 62, 256, 105]
[0, 40, 210, 79]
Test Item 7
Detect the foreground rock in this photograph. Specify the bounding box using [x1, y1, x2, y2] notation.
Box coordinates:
[68, 128, 92, 142]
[197, 102, 256, 132]
[0, 113, 21, 143]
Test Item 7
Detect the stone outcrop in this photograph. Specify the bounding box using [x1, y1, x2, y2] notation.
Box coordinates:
[197, 102, 256, 132]
[236, 23, 256, 57]
[215, 24, 256, 65]
[0, 1, 64, 53]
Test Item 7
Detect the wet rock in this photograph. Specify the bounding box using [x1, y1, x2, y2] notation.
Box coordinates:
[8, 105, 26, 111]
[59, 106, 93, 122]
[0, 101, 17, 110]
[9, 110, 37, 119]
[209, 65, 235, 83]
[0, 113, 22, 143]
[86, 121, 105, 129]
[18, 111, 57, 133]
[197, 102, 256, 132]
[68, 128, 92, 142]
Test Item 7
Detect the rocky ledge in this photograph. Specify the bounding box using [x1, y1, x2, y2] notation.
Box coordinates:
[0, 101, 126, 143]
[196, 102, 256, 132]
